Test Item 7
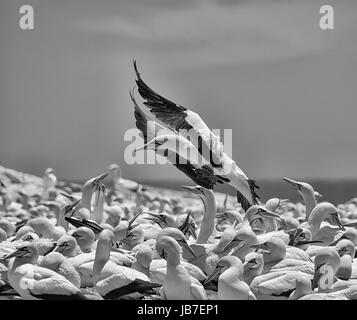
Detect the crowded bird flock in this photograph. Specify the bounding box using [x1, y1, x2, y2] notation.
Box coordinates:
[1, 62, 357, 300]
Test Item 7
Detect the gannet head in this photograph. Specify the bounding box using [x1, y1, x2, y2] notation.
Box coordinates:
[120, 227, 144, 249]
[72, 226, 95, 251]
[283, 177, 315, 199]
[156, 235, 181, 263]
[309, 202, 345, 231]
[250, 237, 286, 263]
[330, 229, 357, 246]
[133, 245, 153, 269]
[335, 239, 355, 258]
[44, 168, 55, 176]
[158, 227, 196, 257]
[265, 198, 290, 212]
[135, 135, 173, 152]
[288, 228, 322, 248]
[216, 209, 243, 226]
[176, 211, 198, 240]
[97, 229, 116, 250]
[54, 235, 77, 256]
[144, 212, 175, 228]
[244, 205, 284, 232]
[205, 256, 243, 285]
[4, 241, 39, 263]
[223, 228, 257, 253]
[243, 252, 264, 273]
[312, 247, 340, 290]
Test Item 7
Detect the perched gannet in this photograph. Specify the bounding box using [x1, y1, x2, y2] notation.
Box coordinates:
[133, 63, 260, 211]
[300, 202, 345, 245]
[92, 230, 160, 299]
[54, 235, 81, 257]
[71, 227, 96, 253]
[4, 242, 87, 300]
[283, 177, 317, 221]
[335, 240, 355, 280]
[39, 252, 81, 288]
[243, 252, 264, 285]
[250, 270, 312, 300]
[205, 256, 256, 300]
[156, 236, 206, 300]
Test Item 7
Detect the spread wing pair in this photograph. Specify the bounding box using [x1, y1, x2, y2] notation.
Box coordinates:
[130, 61, 259, 211]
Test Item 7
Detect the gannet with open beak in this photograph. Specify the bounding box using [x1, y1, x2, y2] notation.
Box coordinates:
[204, 256, 256, 300]
[156, 235, 206, 300]
[4, 242, 87, 300]
[133, 62, 260, 211]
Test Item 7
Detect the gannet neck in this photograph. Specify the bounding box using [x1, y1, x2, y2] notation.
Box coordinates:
[91, 188, 105, 224]
[93, 238, 111, 280]
[81, 183, 94, 211]
[304, 192, 317, 222]
[196, 190, 216, 244]
[57, 206, 69, 232]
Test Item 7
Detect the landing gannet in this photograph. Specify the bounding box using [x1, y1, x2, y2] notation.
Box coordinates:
[133, 62, 260, 211]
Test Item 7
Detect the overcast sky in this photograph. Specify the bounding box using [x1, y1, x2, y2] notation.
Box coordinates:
[1, 0, 357, 183]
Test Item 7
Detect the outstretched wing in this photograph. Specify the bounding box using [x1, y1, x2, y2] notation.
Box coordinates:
[131, 92, 228, 190]
[133, 61, 224, 168]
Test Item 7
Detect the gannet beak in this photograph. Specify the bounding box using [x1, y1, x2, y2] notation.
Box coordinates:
[250, 242, 270, 253]
[331, 212, 345, 231]
[177, 239, 196, 257]
[278, 199, 290, 208]
[135, 141, 155, 152]
[181, 186, 202, 195]
[223, 238, 244, 252]
[312, 264, 325, 289]
[144, 212, 162, 225]
[294, 240, 323, 246]
[3, 248, 27, 260]
[243, 260, 257, 270]
[283, 177, 301, 189]
[204, 266, 222, 285]
[260, 208, 284, 221]
[94, 172, 109, 184]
